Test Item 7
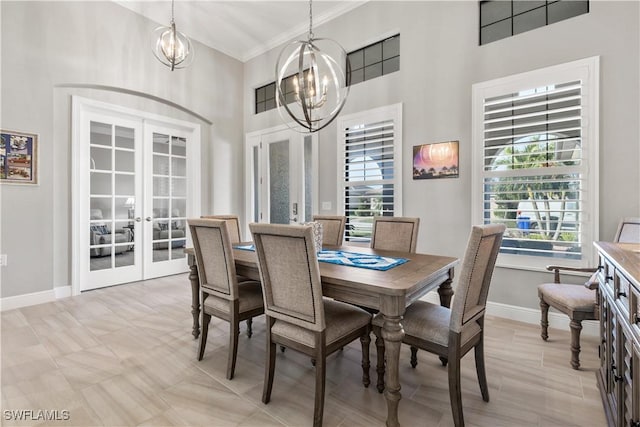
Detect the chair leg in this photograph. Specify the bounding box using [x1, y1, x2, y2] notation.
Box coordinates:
[540, 298, 549, 341]
[474, 337, 490, 402]
[227, 319, 240, 380]
[448, 353, 464, 427]
[360, 327, 371, 388]
[197, 312, 211, 361]
[313, 348, 326, 427]
[262, 317, 276, 404]
[374, 327, 385, 393]
[410, 346, 418, 368]
[569, 319, 582, 370]
[246, 318, 253, 338]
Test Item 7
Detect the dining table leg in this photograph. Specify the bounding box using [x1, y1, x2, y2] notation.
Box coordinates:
[437, 267, 455, 308]
[380, 297, 405, 427]
[437, 269, 455, 366]
[188, 254, 200, 339]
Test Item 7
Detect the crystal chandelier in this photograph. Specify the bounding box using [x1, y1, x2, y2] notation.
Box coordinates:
[151, 0, 194, 71]
[275, 0, 350, 133]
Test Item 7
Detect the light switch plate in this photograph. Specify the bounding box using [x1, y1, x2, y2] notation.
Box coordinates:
[321, 201, 332, 210]
[0, 254, 7, 266]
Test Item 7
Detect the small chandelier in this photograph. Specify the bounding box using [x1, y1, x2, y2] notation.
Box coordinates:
[151, 0, 194, 71]
[275, 0, 350, 133]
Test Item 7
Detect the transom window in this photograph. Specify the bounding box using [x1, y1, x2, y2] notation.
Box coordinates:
[480, 1, 589, 45]
[347, 34, 400, 86]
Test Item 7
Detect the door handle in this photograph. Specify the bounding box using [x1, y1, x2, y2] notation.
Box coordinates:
[290, 217, 298, 222]
[145, 217, 152, 222]
[135, 217, 142, 222]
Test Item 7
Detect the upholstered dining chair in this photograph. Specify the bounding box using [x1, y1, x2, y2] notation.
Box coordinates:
[370, 216, 420, 253]
[249, 223, 372, 427]
[201, 215, 242, 243]
[312, 215, 346, 246]
[538, 217, 640, 369]
[188, 219, 264, 380]
[373, 224, 505, 427]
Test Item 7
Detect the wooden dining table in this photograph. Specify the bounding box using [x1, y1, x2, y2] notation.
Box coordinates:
[185, 244, 457, 427]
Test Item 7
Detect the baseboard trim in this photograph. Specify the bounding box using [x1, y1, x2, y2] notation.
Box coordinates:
[1, 286, 72, 312]
[1, 290, 56, 312]
[420, 293, 598, 337]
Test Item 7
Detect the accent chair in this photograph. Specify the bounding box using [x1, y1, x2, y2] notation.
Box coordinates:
[538, 217, 640, 369]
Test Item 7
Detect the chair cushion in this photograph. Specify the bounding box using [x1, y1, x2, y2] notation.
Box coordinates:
[372, 301, 481, 347]
[271, 299, 371, 347]
[203, 281, 263, 314]
[538, 283, 596, 312]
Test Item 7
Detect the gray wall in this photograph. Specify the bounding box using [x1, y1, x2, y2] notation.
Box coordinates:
[0, 1, 245, 298]
[244, 1, 640, 309]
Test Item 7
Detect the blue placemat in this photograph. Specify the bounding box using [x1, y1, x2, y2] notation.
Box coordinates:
[317, 250, 408, 271]
[233, 245, 408, 271]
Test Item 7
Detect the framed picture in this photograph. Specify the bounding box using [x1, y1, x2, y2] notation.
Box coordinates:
[1, 129, 38, 185]
[412, 140, 459, 180]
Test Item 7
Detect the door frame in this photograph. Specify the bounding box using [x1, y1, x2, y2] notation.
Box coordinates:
[71, 96, 201, 296]
[244, 124, 318, 236]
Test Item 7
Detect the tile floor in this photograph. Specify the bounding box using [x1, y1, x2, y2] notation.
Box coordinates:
[1, 274, 606, 426]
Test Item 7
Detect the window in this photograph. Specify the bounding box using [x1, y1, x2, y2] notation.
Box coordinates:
[347, 34, 400, 86]
[472, 57, 599, 269]
[338, 104, 403, 243]
[255, 82, 276, 114]
[480, 1, 589, 45]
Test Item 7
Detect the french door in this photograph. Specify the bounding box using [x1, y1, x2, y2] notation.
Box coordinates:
[73, 97, 200, 293]
[245, 126, 317, 232]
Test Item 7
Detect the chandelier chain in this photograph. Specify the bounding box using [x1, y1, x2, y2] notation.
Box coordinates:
[171, 0, 175, 24]
[308, 0, 314, 40]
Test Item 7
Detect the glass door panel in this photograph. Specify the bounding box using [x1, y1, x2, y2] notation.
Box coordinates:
[87, 119, 140, 284]
[268, 139, 290, 224]
[146, 130, 188, 278]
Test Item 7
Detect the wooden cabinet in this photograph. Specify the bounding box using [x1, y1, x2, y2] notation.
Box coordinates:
[594, 242, 640, 427]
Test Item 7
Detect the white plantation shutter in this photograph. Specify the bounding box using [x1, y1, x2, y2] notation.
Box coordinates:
[338, 104, 402, 242]
[472, 58, 599, 269]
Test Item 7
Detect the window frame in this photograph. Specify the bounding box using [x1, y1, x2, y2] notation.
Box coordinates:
[337, 103, 403, 243]
[471, 57, 599, 271]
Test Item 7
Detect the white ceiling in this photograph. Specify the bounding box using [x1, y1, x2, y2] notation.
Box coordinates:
[116, 1, 367, 62]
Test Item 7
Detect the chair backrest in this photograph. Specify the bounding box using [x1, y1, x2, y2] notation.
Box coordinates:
[449, 224, 505, 333]
[614, 217, 640, 243]
[250, 223, 325, 332]
[312, 215, 346, 246]
[370, 216, 420, 253]
[201, 215, 242, 244]
[188, 219, 239, 300]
